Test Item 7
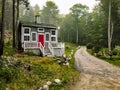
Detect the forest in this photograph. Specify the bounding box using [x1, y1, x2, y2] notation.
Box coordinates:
[0, 0, 120, 56]
[0, 0, 120, 89]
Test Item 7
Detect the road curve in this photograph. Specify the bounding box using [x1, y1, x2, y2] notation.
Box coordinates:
[69, 46, 120, 90]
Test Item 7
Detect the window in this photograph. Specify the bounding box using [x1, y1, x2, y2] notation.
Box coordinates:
[32, 32, 37, 41]
[23, 27, 30, 42]
[38, 28, 44, 32]
[46, 34, 49, 41]
[24, 28, 30, 34]
[51, 37, 56, 41]
[51, 30, 56, 35]
[24, 36, 30, 41]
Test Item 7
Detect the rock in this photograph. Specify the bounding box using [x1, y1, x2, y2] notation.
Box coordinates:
[46, 81, 52, 86]
[38, 87, 42, 90]
[43, 85, 49, 90]
[65, 62, 69, 66]
[54, 79, 61, 84]
[63, 62, 69, 66]
[63, 54, 66, 58]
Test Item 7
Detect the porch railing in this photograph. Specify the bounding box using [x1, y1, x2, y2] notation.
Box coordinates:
[24, 42, 44, 54]
[48, 42, 65, 56]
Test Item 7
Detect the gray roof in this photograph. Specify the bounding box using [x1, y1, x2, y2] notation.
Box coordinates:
[21, 22, 57, 29]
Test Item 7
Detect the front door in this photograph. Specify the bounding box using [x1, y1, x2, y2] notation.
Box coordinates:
[38, 34, 44, 47]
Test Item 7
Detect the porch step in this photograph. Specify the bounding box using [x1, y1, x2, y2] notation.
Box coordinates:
[44, 42, 52, 55]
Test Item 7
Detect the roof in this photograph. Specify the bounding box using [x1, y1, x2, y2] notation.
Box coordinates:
[20, 22, 57, 29]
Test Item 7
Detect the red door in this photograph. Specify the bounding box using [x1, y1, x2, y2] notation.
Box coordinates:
[38, 34, 44, 47]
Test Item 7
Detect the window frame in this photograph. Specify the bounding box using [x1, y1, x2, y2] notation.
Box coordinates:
[23, 27, 31, 42]
[38, 28, 44, 32]
[24, 27, 31, 35]
[45, 33, 50, 42]
[24, 35, 30, 42]
[31, 32, 37, 42]
[51, 30, 56, 35]
[51, 36, 56, 42]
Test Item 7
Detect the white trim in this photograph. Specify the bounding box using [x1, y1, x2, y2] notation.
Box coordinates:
[24, 27, 31, 35]
[45, 32, 50, 42]
[50, 29, 57, 42]
[38, 28, 44, 32]
[51, 30, 56, 36]
[31, 32, 37, 42]
[51, 36, 56, 42]
[24, 35, 30, 42]
[22, 27, 31, 42]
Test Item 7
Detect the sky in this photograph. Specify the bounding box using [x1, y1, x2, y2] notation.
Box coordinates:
[29, 0, 99, 14]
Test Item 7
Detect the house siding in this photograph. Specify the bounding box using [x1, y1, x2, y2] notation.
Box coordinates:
[18, 22, 64, 57]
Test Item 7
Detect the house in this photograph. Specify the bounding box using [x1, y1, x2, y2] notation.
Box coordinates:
[18, 15, 64, 57]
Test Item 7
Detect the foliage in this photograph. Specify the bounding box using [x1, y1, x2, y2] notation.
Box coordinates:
[3, 40, 17, 56]
[20, 6, 34, 22]
[41, 1, 59, 25]
[88, 47, 120, 67]
[86, 43, 94, 49]
[92, 45, 101, 54]
[0, 42, 79, 90]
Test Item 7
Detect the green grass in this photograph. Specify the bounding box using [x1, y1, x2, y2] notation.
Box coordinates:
[0, 42, 79, 90]
[88, 49, 120, 67]
[99, 56, 120, 67]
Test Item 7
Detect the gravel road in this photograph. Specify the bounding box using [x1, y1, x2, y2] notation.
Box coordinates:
[69, 46, 120, 90]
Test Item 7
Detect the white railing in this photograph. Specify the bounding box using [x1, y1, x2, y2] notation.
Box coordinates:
[47, 42, 65, 56]
[51, 42, 64, 48]
[24, 42, 38, 51]
[24, 42, 44, 54]
[48, 42, 54, 55]
[39, 42, 44, 55]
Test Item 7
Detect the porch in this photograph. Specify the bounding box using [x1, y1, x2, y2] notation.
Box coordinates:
[23, 42, 64, 56]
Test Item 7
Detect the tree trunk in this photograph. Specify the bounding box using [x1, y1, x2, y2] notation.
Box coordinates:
[0, 0, 6, 56]
[13, 0, 16, 48]
[76, 17, 79, 44]
[16, 0, 20, 48]
[108, 0, 111, 53]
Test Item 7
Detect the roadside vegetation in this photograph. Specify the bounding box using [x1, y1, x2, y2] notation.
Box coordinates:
[0, 42, 79, 90]
[87, 43, 120, 67]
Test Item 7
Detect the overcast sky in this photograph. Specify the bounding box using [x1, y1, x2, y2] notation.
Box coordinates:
[29, 0, 99, 14]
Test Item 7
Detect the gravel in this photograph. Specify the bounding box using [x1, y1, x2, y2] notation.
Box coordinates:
[69, 46, 120, 90]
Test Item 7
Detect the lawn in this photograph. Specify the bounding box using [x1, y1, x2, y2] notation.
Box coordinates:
[0, 42, 79, 90]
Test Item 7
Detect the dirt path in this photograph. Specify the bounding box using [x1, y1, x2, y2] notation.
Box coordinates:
[70, 46, 120, 90]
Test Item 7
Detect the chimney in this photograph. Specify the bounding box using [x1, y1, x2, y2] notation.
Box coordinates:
[35, 15, 41, 24]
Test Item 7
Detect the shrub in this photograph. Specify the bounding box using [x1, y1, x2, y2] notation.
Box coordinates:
[112, 49, 118, 55]
[92, 46, 101, 53]
[86, 43, 93, 49]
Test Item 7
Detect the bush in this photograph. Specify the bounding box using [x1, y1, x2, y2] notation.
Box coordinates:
[92, 46, 101, 53]
[112, 49, 118, 55]
[86, 43, 93, 49]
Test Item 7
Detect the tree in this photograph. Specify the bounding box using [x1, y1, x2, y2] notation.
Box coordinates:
[20, 6, 34, 22]
[41, 1, 59, 25]
[34, 4, 40, 15]
[12, 0, 16, 48]
[0, 0, 6, 56]
[100, 0, 120, 58]
[4, 0, 12, 30]
[12, 0, 29, 48]
[70, 4, 88, 44]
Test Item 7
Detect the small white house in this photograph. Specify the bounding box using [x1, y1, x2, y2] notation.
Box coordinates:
[18, 16, 64, 57]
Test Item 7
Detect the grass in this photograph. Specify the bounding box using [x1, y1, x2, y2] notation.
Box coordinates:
[99, 56, 120, 67]
[0, 42, 79, 90]
[88, 49, 120, 67]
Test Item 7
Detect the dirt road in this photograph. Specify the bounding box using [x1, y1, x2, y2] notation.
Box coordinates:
[70, 47, 120, 90]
